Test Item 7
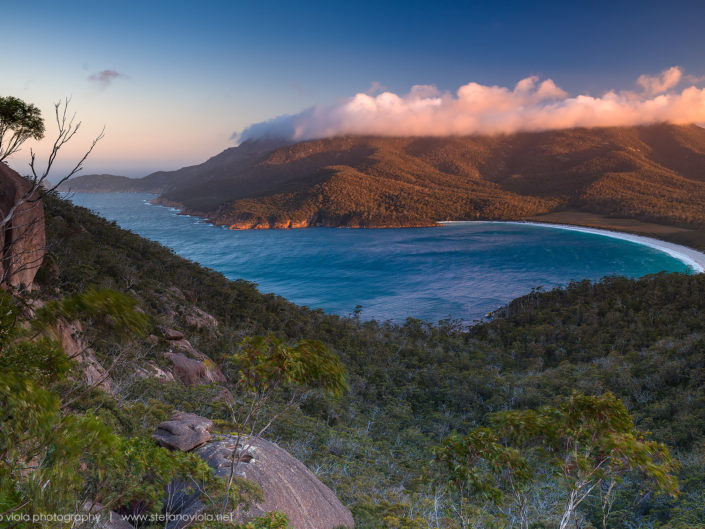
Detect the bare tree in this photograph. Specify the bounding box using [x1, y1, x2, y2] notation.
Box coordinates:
[1, 98, 104, 231]
[0, 97, 103, 288]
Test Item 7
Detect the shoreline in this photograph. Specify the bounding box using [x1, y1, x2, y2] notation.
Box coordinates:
[441, 220, 705, 274]
[69, 192, 705, 273]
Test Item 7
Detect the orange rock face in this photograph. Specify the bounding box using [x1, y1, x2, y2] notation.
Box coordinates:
[228, 218, 312, 230]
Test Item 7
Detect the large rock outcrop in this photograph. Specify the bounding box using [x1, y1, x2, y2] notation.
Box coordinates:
[183, 307, 218, 331]
[0, 163, 45, 288]
[197, 435, 354, 529]
[152, 411, 213, 451]
[153, 411, 354, 529]
[163, 334, 226, 386]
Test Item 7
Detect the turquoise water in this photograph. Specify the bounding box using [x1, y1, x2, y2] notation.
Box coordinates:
[65, 193, 692, 323]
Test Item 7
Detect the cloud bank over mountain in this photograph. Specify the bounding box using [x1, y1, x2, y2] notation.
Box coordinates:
[237, 67, 705, 142]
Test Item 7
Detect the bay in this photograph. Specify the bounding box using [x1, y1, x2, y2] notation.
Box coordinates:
[65, 193, 692, 323]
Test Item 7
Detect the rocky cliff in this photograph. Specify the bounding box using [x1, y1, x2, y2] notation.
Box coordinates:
[0, 163, 45, 288]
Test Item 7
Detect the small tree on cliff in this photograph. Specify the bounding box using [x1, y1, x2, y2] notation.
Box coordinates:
[0, 96, 45, 162]
[0, 97, 103, 229]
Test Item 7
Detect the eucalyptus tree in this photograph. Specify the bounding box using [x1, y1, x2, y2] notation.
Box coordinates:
[0, 96, 45, 162]
[436, 392, 679, 529]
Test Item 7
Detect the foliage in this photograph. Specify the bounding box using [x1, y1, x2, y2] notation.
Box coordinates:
[240, 511, 290, 529]
[37, 193, 705, 528]
[83, 434, 212, 512]
[231, 334, 347, 398]
[436, 393, 679, 529]
[34, 288, 150, 340]
[0, 360, 212, 527]
[215, 335, 347, 513]
[0, 95, 45, 162]
[192, 511, 290, 529]
[0, 290, 213, 527]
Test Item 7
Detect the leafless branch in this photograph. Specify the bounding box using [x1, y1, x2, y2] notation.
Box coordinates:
[0, 97, 103, 289]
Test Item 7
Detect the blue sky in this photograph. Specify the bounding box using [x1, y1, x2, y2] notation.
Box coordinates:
[2, 0, 704, 176]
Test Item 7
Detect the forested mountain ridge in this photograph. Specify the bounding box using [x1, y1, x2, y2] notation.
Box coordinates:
[60, 124, 705, 229]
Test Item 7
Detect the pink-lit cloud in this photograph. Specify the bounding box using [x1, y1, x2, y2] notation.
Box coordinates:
[637, 66, 683, 96]
[237, 67, 705, 142]
[366, 81, 387, 95]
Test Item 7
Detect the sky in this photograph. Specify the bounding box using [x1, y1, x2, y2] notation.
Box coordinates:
[2, 0, 705, 178]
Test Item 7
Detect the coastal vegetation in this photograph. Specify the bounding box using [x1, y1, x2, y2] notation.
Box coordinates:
[10, 190, 703, 527]
[7, 92, 705, 528]
[0, 289, 216, 526]
[436, 392, 679, 529]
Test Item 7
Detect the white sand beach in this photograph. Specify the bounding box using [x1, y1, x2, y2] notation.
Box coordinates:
[440, 221, 705, 273]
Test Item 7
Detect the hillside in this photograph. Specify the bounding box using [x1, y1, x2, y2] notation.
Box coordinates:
[0, 163, 702, 526]
[12, 190, 703, 528]
[61, 124, 705, 229]
[59, 138, 290, 194]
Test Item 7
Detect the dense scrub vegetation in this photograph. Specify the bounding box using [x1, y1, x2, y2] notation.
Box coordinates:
[0, 289, 219, 527]
[28, 192, 705, 527]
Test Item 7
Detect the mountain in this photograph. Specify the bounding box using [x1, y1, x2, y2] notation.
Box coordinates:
[59, 138, 290, 194]
[61, 124, 705, 229]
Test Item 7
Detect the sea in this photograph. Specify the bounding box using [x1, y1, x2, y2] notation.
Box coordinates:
[65, 193, 693, 324]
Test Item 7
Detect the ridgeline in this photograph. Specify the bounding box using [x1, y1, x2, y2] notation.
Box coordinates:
[61, 124, 705, 234]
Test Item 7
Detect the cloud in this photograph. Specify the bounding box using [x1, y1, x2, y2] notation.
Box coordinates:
[684, 73, 705, 85]
[236, 67, 705, 142]
[87, 69, 129, 87]
[637, 66, 683, 95]
[366, 81, 387, 95]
